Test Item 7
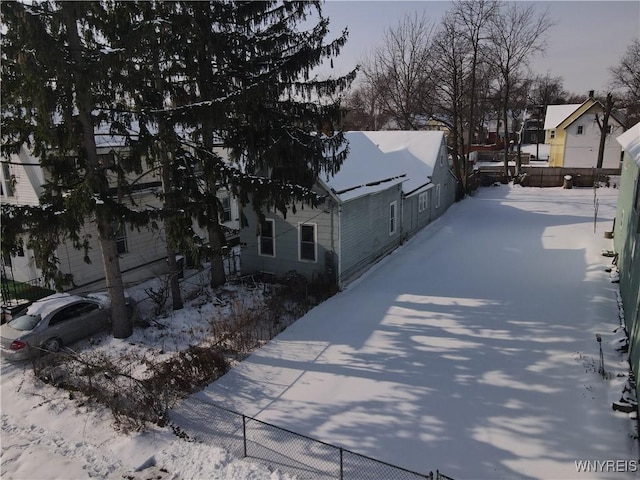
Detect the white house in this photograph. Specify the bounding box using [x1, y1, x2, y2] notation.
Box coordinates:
[1, 128, 241, 292]
[544, 97, 624, 168]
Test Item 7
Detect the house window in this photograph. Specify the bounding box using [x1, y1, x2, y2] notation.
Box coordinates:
[435, 184, 441, 208]
[607, 125, 613, 134]
[550, 130, 555, 139]
[98, 152, 116, 168]
[418, 192, 429, 213]
[259, 219, 275, 257]
[2, 163, 14, 197]
[577, 125, 584, 135]
[531, 134, 537, 143]
[389, 201, 397, 235]
[299, 224, 316, 262]
[221, 196, 232, 223]
[116, 226, 128, 254]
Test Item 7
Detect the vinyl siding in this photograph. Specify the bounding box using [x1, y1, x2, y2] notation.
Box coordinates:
[239, 197, 338, 281]
[340, 184, 403, 283]
[2, 147, 44, 206]
[563, 115, 623, 168]
[614, 153, 640, 390]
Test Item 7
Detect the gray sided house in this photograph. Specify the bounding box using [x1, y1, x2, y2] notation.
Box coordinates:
[614, 123, 640, 392]
[240, 131, 456, 288]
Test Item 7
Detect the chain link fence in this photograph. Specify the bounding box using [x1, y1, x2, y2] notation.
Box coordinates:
[171, 397, 453, 480]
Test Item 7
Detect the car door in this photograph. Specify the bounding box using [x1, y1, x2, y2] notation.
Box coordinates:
[46, 302, 104, 346]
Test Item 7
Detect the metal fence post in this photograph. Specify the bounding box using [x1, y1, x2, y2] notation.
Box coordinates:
[339, 447, 344, 480]
[242, 414, 247, 457]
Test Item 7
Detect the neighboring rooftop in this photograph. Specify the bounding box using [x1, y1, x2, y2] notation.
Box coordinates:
[543, 103, 582, 130]
[617, 122, 640, 167]
[323, 131, 445, 202]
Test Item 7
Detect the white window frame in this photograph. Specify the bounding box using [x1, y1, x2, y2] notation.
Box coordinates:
[418, 192, 429, 213]
[258, 218, 276, 257]
[576, 125, 584, 135]
[389, 201, 397, 235]
[435, 184, 441, 209]
[2, 163, 14, 197]
[550, 130, 555, 139]
[116, 226, 128, 254]
[221, 196, 232, 223]
[298, 223, 317, 262]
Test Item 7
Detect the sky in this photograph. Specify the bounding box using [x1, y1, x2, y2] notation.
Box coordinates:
[318, 1, 640, 97]
[2, 185, 636, 479]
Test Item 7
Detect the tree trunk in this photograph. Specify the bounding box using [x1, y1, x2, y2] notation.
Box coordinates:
[165, 246, 183, 310]
[97, 228, 131, 339]
[158, 131, 183, 310]
[62, 4, 131, 338]
[502, 100, 510, 182]
[596, 93, 613, 169]
[208, 221, 227, 288]
[160, 156, 184, 311]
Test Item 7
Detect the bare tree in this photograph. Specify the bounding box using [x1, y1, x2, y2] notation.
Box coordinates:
[362, 13, 435, 130]
[430, 12, 470, 194]
[595, 92, 615, 169]
[343, 80, 387, 130]
[530, 73, 567, 108]
[485, 3, 553, 180]
[451, 0, 499, 158]
[609, 38, 640, 126]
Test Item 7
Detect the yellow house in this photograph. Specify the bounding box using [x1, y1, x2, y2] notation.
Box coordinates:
[544, 98, 624, 168]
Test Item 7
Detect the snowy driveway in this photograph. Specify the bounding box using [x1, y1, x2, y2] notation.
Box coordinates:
[173, 185, 637, 480]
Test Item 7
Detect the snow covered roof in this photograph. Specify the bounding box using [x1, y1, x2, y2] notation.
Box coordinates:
[322, 131, 444, 202]
[616, 122, 640, 167]
[543, 104, 581, 130]
[94, 121, 142, 149]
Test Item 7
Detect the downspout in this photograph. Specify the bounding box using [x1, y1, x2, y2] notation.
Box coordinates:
[400, 186, 405, 245]
[318, 178, 342, 290]
[337, 202, 342, 289]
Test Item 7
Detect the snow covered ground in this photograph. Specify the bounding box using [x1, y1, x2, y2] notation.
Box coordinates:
[1, 185, 637, 480]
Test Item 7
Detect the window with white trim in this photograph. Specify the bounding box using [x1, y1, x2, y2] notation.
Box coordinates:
[576, 125, 584, 135]
[259, 219, 275, 257]
[116, 226, 128, 254]
[299, 223, 316, 262]
[435, 184, 441, 208]
[418, 192, 428, 213]
[389, 201, 397, 235]
[2, 163, 14, 197]
[221, 196, 232, 223]
[550, 130, 555, 139]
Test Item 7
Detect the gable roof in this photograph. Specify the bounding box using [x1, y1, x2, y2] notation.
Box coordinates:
[617, 122, 640, 167]
[543, 104, 582, 130]
[322, 131, 445, 202]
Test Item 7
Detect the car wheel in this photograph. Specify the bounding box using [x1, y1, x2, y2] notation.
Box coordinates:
[42, 338, 62, 353]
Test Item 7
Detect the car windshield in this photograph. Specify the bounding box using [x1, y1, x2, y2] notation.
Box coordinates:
[7, 315, 41, 331]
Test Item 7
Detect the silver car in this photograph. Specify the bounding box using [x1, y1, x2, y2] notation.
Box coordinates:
[0, 292, 135, 361]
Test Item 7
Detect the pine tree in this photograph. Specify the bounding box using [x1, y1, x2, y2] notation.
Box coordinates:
[1, 2, 148, 338]
[131, 1, 356, 289]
